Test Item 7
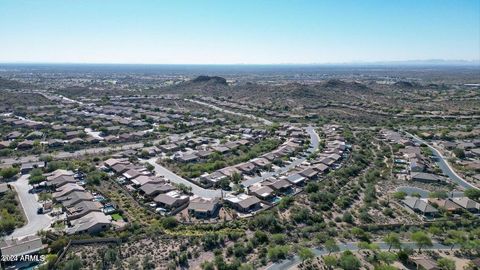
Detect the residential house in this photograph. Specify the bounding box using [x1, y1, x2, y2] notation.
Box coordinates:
[196, 150, 213, 160]
[402, 197, 439, 218]
[248, 184, 275, 201]
[298, 168, 318, 180]
[159, 144, 179, 152]
[236, 162, 257, 175]
[0, 235, 43, 257]
[47, 172, 77, 188]
[263, 178, 293, 194]
[411, 172, 445, 184]
[111, 163, 130, 174]
[17, 140, 34, 150]
[65, 131, 83, 139]
[410, 159, 426, 172]
[176, 153, 199, 163]
[122, 169, 143, 180]
[312, 163, 329, 174]
[131, 175, 160, 186]
[66, 201, 103, 221]
[5, 131, 22, 140]
[410, 256, 439, 270]
[66, 211, 111, 235]
[20, 161, 45, 174]
[212, 145, 230, 154]
[450, 197, 480, 213]
[104, 158, 129, 168]
[153, 190, 190, 211]
[52, 184, 85, 198]
[200, 171, 228, 187]
[188, 197, 220, 218]
[139, 182, 175, 198]
[286, 173, 306, 186]
[251, 157, 271, 169]
[0, 141, 11, 149]
[218, 166, 241, 178]
[225, 193, 261, 213]
[56, 191, 94, 208]
[428, 198, 462, 213]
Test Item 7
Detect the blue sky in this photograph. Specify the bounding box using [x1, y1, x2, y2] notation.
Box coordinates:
[0, 0, 478, 64]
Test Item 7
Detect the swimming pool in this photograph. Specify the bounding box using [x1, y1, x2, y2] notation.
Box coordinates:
[103, 205, 116, 214]
[271, 196, 282, 204]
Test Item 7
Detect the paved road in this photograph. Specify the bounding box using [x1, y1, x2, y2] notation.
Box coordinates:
[242, 126, 320, 187]
[145, 158, 224, 198]
[406, 132, 478, 190]
[186, 99, 273, 125]
[267, 241, 457, 270]
[10, 175, 52, 238]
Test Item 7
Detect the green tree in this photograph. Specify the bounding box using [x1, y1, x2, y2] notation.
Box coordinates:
[267, 245, 290, 262]
[437, 258, 455, 270]
[339, 251, 361, 270]
[464, 189, 480, 201]
[161, 217, 178, 229]
[230, 172, 242, 184]
[342, 211, 354, 224]
[325, 239, 340, 254]
[323, 255, 337, 270]
[452, 148, 465, 159]
[411, 231, 432, 252]
[445, 230, 466, 250]
[28, 168, 46, 185]
[298, 247, 314, 262]
[103, 248, 118, 266]
[62, 257, 82, 270]
[429, 191, 448, 199]
[0, 167, 19, 179]
[357, 242, 370, 253]
[428, 226, 442, 238]
[383, 232, 401, 251]
[201, 261, 215, 270]
[377, 251, 397, 265]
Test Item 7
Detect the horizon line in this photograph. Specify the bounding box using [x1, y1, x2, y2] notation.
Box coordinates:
[0, 59, 479, 67]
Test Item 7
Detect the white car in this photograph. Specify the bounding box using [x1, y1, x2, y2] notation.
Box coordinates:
[155, 207, 167, 214]
[148, 202, 156, 208]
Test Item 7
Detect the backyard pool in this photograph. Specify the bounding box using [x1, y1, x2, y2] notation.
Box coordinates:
[103, 205, 116, 214]
[271, 196, 282, 204]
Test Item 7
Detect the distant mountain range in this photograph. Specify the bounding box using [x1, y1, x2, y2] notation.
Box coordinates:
[0, 59, 479, 66]
[316, 59, 480, 66]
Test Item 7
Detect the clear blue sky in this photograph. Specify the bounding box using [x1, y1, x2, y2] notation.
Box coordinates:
[0, 0, 479, 64]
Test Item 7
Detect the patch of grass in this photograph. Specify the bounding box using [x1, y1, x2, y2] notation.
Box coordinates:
[111, 213, 123, 221]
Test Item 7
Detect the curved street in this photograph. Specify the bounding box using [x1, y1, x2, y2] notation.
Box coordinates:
[405, 132, 478, 190]
[10, 174, 52, 238]
[145, 126, 320, 197]
[145, 157, 224, 198]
